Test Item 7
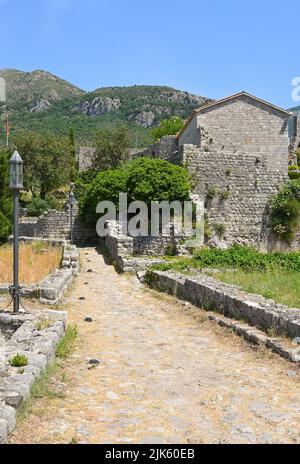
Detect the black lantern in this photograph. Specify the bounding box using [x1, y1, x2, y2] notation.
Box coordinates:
[9, 150, 23, 190]
[69, 191, 76, 207]
[8, 150, 23, 314]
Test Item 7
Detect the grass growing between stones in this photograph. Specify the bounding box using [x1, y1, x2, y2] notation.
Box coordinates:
[0, 242, 62, 285]
[56, 325, 78, 358]
[209, 269, 300, 308]
[14, 325, 78, 427]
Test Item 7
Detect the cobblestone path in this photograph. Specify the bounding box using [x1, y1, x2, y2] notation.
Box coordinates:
[9, 248, 300, 444]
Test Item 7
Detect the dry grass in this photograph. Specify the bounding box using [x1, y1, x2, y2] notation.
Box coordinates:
[0, 242, 62, 285]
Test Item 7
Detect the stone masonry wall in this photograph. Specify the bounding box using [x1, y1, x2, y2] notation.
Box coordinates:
[105, 220, 187, 261]
[133, 135, 180, 165]
[19, 204, 96, 243]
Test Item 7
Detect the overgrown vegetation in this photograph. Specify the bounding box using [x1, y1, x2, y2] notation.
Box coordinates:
[0, 148, 12, 243]
[270, 178, 300, 242]
[151, 244, 300, 273]
[150, 116, 184, 141]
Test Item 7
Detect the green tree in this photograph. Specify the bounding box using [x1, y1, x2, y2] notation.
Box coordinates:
[13, 132, 74, 199]
[79, 158, 191, 225]
[69, 127, 77, 182]
[93, 126, 131, 171]
[150, 116, 185, 142]
[0, 148, 12, 242]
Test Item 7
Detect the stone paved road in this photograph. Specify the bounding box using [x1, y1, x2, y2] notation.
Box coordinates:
[9, 248, 300, 444]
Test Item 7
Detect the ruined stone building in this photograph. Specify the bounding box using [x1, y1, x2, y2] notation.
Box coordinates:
[137, 92, 296, 249]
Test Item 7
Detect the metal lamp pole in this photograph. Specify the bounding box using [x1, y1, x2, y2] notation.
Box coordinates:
[69, 190, 76, 245]
[9, 151, 24, 314]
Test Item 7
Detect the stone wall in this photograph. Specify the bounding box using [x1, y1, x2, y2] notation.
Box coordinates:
[77, 146, 96, 172]
[19, 205, 96, 243]
[133, 135, 180, 165]
[180, 144, 288, 248]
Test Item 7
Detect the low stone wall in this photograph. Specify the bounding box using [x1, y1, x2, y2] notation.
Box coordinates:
[115, 256, 167, 273]
[39, 268, 74, 305]
[105, 220, 188, 270]
[0, 310, 67, 443]
[146, 270, 300, 340]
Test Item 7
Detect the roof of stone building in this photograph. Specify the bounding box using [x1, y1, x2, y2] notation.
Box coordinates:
[178, 91, 292, 139]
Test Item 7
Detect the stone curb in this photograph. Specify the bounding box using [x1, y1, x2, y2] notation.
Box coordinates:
[209, 315, 300, 364]
[145, 270, 300, 341]
[0, 310, 67, 443]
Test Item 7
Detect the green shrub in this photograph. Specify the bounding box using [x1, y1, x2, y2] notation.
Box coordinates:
[151, 244, 300, 273]
[27, 197, 50, 217]
[288, 165, 300, 180]
[9, 354, 28, 367]
[206, 187, 217, 201]
[150, 116, 184, 141]
[214, 223, 226, 238]
[26, 194, 62, 217]
[0, 148, 12, 243]
[220, 190, 230, 200]
[0, 211, 11, 244]
[270, 179, 300, 242]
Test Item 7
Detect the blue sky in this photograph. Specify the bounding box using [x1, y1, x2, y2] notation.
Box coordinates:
[0, 0, 299, 108]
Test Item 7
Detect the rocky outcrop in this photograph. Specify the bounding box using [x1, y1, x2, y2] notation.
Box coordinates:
[158, 91, 211, 106]
[29, 99, 51, 113]
[73, 97, 121, 116]
[135, 111, 156, 127]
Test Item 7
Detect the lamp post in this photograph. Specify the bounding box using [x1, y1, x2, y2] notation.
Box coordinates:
[9, 151, 23, 314]
[69, 189, 76, 245]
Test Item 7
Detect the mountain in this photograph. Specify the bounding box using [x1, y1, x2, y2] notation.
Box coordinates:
[0, 69, 211, 147]
[0, 69, 85, 112]
[290, 105, 300, 114]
